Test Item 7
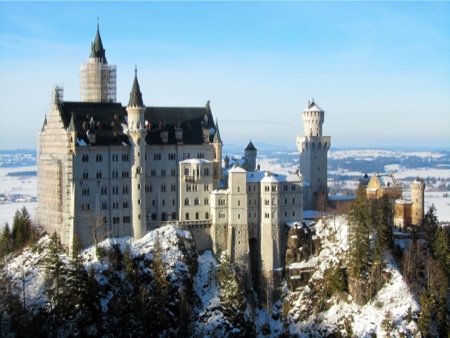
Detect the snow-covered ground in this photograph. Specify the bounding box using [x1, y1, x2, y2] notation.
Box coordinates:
[0, 166, 38, 229]
[287, 216, 420, 337]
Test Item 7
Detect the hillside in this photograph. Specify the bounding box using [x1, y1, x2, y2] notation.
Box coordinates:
[1, 215, 448, 337]
[284, 217, 420, 336]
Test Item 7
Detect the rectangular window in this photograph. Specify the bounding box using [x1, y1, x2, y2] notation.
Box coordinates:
[154, 153, 161, 160]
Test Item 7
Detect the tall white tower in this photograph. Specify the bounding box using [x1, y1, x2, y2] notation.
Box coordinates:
[411, 177, 425, 226]
[126, 68, 147, 238]
[296, 100, 331, 210]
[80, 22, 117, 102]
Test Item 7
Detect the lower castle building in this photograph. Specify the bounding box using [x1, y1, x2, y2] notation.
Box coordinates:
[363, 172, 426, 229]
[37, 25, 303, 303]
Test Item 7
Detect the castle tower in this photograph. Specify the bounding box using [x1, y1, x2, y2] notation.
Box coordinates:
[80, 22, 117, 102]
[227, 165, 251, 288]
[296, 100, 331, 210]
[126, 68, 146, 239]
[244, 140, 257, 171]
[411, 177, 425, 226]
[212, 119, 223, 189]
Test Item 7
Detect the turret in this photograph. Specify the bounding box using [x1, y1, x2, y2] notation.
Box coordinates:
[302, 99, 324, 137]
[244, 140, 257, 171]
[68, 112, 77, 154]
[411, 177, 425, 226]
[213, 119, 223, 188]
[126, 68, 146, 239]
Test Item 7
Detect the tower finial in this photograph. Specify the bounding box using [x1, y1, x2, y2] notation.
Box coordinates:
[135, 65, 137, 76]
[97, 16, 99, 29]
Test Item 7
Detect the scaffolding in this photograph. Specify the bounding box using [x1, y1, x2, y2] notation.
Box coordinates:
[80, 58, 117, 103]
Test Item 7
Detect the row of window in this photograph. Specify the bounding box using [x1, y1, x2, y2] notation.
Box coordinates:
[185, 212, 209, 220]
[184, 167, 210, 176]
[83, 152, 204, 164]
[184, 197, 209, 206]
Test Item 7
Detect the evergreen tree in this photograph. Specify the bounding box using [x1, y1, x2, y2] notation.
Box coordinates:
[423, 205, 438, 244]
[347, 183, 371, 279]
[150, 238, 169, 332]
[0, 223, 12, 259]
[432, 226, 450, 276]
[11, 207, 34, 251]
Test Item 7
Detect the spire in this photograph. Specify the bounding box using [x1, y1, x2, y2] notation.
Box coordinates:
[89, 19, 107, 64]
[213, 118, 222, 143]
[41, 115, 47, 132]
[128, 66, 144, 107]
[68, 112, 77, 132]
[245, 140, 257, 151]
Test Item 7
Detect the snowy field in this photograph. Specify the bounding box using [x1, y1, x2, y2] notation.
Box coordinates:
[0, 166, 38, 229]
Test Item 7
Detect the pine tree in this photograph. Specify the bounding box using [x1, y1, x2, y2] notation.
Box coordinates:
[347, 183, 371, 279]
[11, 207, 34, 251]
[0, 223, 12, 259]
[431, 226, 450, 276]
[150, 238, 169, 331]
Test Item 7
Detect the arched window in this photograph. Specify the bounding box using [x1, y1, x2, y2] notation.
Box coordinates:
[204, 197, 209, 205]
[186, 213, 189, 220]
[194, 198, 199, 205]
[196, 212, 199, 220]
[205, 212, 209, 219]
[203, 168, 209, 176]
[184, 198, 190, 206]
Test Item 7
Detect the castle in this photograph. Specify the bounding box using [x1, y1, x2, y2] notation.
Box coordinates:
[363, 172, 426, 230]
[37, 24, 315, 302]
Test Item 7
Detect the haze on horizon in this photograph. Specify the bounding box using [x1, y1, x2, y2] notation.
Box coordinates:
[0, 2, 449, 150]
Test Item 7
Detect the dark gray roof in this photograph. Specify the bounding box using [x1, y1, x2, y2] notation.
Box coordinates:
[89, 24, 107, 64]
[58, 101, 216, 146]
[245, 140, 257, 151]
[128, 70, 144, 107]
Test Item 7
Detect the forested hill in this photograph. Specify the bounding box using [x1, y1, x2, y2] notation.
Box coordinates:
[0, 204, 449, 336]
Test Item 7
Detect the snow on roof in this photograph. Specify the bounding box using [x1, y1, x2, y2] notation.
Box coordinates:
[180, 158, 211, 164]
[228, 166, 246, 173]
[303, 101, 324, 113]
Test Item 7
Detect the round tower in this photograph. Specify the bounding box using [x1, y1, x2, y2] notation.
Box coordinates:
[244, 140, 257, 171]
[411, 177, 425, 226]
[302, 99, 324, 137]
[126, 68, 146, 239]
[296, 99, 330, 210]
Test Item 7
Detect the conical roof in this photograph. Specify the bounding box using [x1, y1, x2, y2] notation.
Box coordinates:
[89, 22, 107, 64]
[245, 140, 257, 151]
[128, 68, 144, 107]
[68, 112, 76, 132]
[213, 119, 222, 143]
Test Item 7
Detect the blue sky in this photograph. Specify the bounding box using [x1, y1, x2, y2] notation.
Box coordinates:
[0, 1, 449, 150]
